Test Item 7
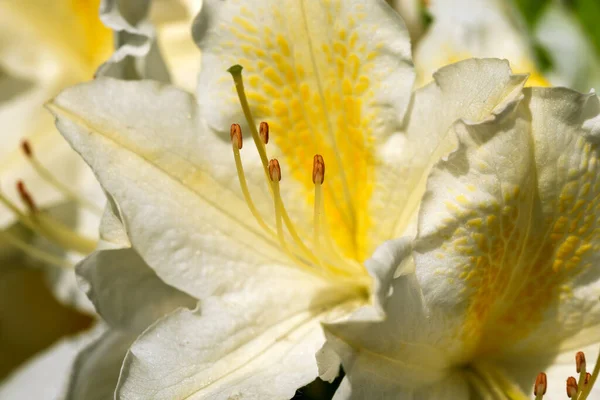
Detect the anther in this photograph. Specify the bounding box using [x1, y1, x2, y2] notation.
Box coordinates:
[586, 372, 592, 385]
[21, 140, 32, 157]
[577, 351, 587, 373]
[534, 372, 547, 397]
[17, 181, 37, 213]
[268, 159, 281, 182]
[312, 154, 325, 185]
[230, 123, 243, 149]
[567, 376, 578, 398]
[259, 122, 269, 144]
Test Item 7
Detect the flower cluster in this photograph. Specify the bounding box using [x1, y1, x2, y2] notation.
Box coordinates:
[1, 0, 600, 399]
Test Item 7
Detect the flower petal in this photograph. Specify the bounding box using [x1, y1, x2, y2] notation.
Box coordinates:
[331, 373, 468, 400]
[415, 87, 600, 359]
[98, 0, 171, 82]
[414, 0, 545, 87]
[116, 287, 352, 399]
[193, 0, 413, 260]
[65, 330, 138, 400]
[373, 58, 527, 244]
[322, 273, 456, 391]
[49, 78, 334, 300]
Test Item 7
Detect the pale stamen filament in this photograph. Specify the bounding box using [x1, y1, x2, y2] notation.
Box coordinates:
[0, 181, 96, 255]
[268, 159, 322, 272]
[21, 140, 103, 214]
[473, 363, 530, 400]
[228, 66, 317, 258]
[0, 229, 72, 269]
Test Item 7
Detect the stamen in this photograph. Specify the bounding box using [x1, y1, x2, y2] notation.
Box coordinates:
[21, 140, 102, 214]
[259, 121, 269, 144]
[313, 154, 325, 252]
[473, 362, 530, 400]
[534, 372, 546, 400]
[1, 181, 96, 255]
[579, 347, 600, 399]
[577, 351, 587, 397]
[17, 180, 37, 213]
[567, 376, 578, 398]
[227, 65, 270, 176]
[0, 229, 72, 269]
[229, 124, 274, 237]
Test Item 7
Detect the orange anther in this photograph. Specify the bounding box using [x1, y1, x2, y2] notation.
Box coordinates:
[312, 154, 325, 184]
[268, 159, 281, 182]
[259, 121, 269, 144]
[534, 372, 547, 396]
[567, 376, 578, 398]
[17, 180, 37, 213]
[230, 123, 243, 149]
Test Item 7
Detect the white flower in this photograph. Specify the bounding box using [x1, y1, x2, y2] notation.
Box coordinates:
[413, 0, 549, 88]
[48, 0, 531, 398]
[535, 2, 600, 93]
[323, 87, 600, 398]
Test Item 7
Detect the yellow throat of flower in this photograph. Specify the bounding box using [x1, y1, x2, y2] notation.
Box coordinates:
[226, 65, 371, 291]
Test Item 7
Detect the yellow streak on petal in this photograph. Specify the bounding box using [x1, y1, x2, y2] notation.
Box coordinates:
[222, 1, 379, 261]
[441, 140, 600, 357]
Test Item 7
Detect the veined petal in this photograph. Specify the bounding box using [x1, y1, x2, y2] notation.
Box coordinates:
[49, 78, 337, 300]
[323, 273, 459, 392]
[194, 0, 413, 261]
[414, 0, 547, 88]
[372, 58, 527, 244]
[116, 287, 355, 400]
[415, 87, 600, 361]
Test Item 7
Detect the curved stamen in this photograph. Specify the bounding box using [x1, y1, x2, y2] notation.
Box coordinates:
[21, 140, 102, 214]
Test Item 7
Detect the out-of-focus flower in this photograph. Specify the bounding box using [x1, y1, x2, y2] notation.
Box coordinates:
[47, 0, 533, 396]
[99, 0, 201, 93]
[323, 86, 600, 398]
[413, 0, 548, 88]
[535, 2, 600, 93]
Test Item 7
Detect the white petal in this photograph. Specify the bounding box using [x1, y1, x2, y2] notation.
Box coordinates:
[331, 372, 469, 400]
[323, 274, 455, 391]
[116, 287, 351, 400]
[65, 330, 138, 400]
[374, 58, 527, 243]
[49, 78, 327, 299]
[415, 87, 600, 358]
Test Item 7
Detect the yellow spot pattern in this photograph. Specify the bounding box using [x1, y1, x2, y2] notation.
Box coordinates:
[219, 0, 382, 261]
[435, 138, 599, 357]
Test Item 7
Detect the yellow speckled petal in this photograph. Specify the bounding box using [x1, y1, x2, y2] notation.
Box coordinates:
[371, 59, 527, 249]
[414, 0, 548, 88]
[193, 0, 413, 261]
[415, 88, 600, 361]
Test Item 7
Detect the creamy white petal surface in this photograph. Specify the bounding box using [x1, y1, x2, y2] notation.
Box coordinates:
[325, 86, 600, 397]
